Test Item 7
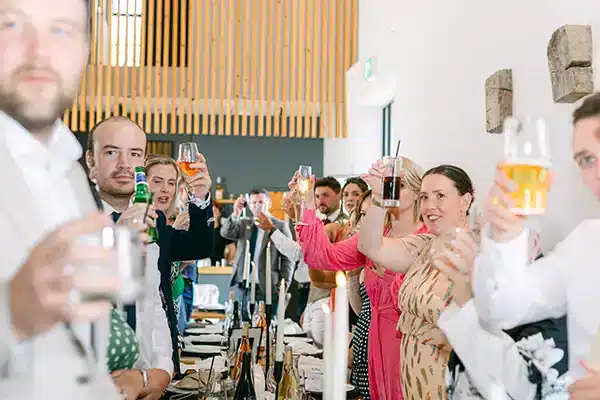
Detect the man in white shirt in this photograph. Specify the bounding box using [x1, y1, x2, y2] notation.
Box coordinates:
[85, 116, 214, 398]
[472, 92, 600, 398]
[0, 0, 124, 397]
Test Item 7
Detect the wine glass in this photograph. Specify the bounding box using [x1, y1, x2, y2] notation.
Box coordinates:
[296, 165, 312, 226]
[178, 142, 200, 177]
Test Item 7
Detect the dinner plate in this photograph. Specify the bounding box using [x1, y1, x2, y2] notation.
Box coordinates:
[283, 337, 313, 344]
[184, 334, 225, 344]
[305, 383, 355, 393]
[185, 326, 223, 335]
[182, 345, 222, 355]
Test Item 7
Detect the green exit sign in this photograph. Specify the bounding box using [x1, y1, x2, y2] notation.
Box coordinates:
[364, 57, 374, 80]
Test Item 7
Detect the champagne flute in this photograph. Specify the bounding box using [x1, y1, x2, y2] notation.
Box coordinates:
[178, 142, 200, 177]
[296, 165, 312, 226]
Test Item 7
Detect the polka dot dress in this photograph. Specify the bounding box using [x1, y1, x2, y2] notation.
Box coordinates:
[106, 308, 140, 372]
[350, 283, 371, 399]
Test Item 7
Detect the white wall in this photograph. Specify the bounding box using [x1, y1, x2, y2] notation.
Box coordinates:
[337, 0, 600, 248]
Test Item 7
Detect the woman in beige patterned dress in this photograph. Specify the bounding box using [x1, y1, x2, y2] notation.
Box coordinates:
[359, 163, 475, 400]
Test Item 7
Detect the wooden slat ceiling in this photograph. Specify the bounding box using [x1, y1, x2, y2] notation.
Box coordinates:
[64, 0, 358, 138]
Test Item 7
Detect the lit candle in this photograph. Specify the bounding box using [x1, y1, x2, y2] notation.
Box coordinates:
[265, 242, 272, 305]
[322, 304, 332, 399]
[275, 279, 286, 362]
[243, 240, 250, 286]
[250, 261, 256, 304]
[332, 272, 348, 400]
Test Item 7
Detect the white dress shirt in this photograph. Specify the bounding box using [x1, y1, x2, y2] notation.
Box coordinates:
[102, 201, 174, 376]
[439, 301, 538, 399]
[0, 112, 119, 398]
[270, 230, 310, 283]
[473, 220, 600, 380]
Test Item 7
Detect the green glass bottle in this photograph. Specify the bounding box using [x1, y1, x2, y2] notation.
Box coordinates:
[133, 166, 159, 243]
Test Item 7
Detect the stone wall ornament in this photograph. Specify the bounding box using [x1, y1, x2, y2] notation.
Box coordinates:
[485, 68, 513, 134]
[547, 25, 594, 103]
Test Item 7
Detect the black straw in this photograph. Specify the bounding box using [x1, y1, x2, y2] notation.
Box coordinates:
[395, 140, 401, 157]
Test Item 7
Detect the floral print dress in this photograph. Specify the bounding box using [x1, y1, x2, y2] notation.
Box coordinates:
[446, 316, 569, 399]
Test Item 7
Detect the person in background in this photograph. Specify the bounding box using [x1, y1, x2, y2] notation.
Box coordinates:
[211, 201, 236, 265]
[221, 188, 294, 318]
[341, 177, 369, 215]
[255, 192, 312, 322]
[314, 176, 348, 226]
[86, 117, 215, 395]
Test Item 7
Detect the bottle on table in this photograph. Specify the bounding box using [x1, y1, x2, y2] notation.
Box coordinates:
[215, 176, 224, 200]
[233, 352, 256, 400]
[132, 166, 159, 243]
[228, 300, 241, 341]
[231, 322, 251, 381]
[252, 301, 267, 365]
[277, 346, 300, 400]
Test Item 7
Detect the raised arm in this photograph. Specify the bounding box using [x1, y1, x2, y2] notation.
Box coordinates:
[296, 209, 366, 270]
[473, 228, 570, 329]
[164, 200, 215, 261]
[276, 221, 295, 286]
[358, 204, 430, 272]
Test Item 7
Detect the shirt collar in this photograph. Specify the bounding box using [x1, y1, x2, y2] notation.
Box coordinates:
[327, 209, 341, 222]
[0, 111, 82, 172]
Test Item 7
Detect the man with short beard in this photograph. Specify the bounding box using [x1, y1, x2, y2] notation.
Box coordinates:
[86, 116, 215, 398]
[0, 0, 124, 398]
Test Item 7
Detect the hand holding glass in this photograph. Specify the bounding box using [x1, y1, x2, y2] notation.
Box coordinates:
[381, 156, 403, 207]
[297, 165, 312, 197]
[178, 142, 200, 177]
[76, 226, 144, 304]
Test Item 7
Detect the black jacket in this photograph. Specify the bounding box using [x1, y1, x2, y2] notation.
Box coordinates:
[156, 201, 215, 377]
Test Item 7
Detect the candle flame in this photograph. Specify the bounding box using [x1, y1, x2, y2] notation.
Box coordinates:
[280, 278, 285, 286]
[335, 271, 347, 287]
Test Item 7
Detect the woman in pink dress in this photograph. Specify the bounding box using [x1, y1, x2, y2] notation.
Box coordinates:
[290, 157, 427, 400]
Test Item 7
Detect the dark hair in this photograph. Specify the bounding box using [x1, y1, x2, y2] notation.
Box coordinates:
[249, 188, 271, 198]
[342, 177, 368, 194]
[573, 92, 600, 124]
[87, 115, 144, 154]
[423, 165, 475, 214]
[314, 176, 342, 194]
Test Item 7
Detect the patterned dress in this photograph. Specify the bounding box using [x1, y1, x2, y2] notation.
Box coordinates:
[396, 234, 453, 400]
[351, 282, 372, 399]
[106, 309, 140, 372]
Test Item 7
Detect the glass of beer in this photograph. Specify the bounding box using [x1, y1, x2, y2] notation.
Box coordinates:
[178, 142, 200, 176]
[500, 117, 551, 215]
[381, 156, 404, 207]
[77, 226, 145, 304]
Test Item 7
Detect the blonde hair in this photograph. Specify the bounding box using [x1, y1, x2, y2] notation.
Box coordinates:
[401, 157, 425, 223]
[144, 154, 181, 219]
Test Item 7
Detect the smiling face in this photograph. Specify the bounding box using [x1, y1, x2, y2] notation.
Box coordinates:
[0, 0, 88, 133]
[147, 163, 178, 212]
[249, 193, 270, 216]
[573, 116, 600, 201]
[419, 173, 472, 235]
[342, 183, 364, 213]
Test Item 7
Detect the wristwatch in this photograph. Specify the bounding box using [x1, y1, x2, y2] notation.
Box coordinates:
[139, 369, 149, 388]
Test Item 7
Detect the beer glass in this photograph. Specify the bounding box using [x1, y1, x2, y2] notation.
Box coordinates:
[381, 156, 404, 207]
[178, 142, 200, 177]
[77, 226, 145, 304]
[501, 117, 551, 215]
